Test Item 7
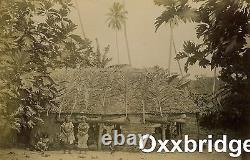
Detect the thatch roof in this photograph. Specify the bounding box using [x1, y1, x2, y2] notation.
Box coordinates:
[51, 66, 198, 115]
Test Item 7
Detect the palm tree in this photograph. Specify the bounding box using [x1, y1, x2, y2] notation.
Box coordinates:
[74, 0, 86, 38]
[106, 2, 131, 65]
[154, 0, 196, 76]
[123, 15, 132, 66]
[122, 1, 132, 66]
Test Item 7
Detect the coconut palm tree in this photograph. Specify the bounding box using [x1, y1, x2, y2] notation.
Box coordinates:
[106, 2, 131, 65]
[154, 0, 196, 76]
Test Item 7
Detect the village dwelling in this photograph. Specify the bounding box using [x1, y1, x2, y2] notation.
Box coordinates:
[28, 67, 201, 151]
[32, 110, 200, 151]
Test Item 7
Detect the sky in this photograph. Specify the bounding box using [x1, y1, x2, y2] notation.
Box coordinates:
[71, 0, 214, 78]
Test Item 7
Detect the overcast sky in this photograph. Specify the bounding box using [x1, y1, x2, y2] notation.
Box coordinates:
[71, 0, 214, 78]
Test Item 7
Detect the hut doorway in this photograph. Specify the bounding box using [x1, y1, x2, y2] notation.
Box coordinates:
[154, 126, 171, 140]
[87, 123, 99, 149]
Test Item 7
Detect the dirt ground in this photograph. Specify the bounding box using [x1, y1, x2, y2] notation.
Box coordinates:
[0, 149, 240, 160]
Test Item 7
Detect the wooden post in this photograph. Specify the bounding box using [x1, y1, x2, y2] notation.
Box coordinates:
[180, 124, 183, 138]
[142, 100, 145, 123]
[161, 125, 166, 141]
[196, 113, 200, 140]
[125, 72, 128, 118]
[213, 67, 217, 95]
[98, 123, 104, 150]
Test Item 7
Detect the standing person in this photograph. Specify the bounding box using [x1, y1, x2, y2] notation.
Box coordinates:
[77, 116, 89, 154]
[60, 115, 75, 154]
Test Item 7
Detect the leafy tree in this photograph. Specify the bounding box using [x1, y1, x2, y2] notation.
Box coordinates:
[188, 76, 220, 95]
[0, 0, 110, 145]
[106, 2, 132, 66]
[154, 0, 196, 75]
[175, 0, 250, 139]
[187, 76, 221, 128]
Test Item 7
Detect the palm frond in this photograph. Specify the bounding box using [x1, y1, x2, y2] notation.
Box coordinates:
[106, 2, 127, 31]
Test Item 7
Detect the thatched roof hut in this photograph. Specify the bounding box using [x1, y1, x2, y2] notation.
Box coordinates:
[31, 67, 200, 150]
[51, 66, 198, 116]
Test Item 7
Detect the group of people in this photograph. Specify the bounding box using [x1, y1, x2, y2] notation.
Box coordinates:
[60, 115, 89, 154]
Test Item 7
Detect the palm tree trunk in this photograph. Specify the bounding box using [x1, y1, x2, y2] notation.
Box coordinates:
[168, 23, 173, 73]
[74, 0, 86, 38]
[123, 23, 132, 66]
[172, 36, 184, 77]
[115, 29, 120, 64]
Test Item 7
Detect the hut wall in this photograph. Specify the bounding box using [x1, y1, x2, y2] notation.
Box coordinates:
[112, 123, 155, 151]
[30, 113, 201, 150]
[0, 128, 17, 147]
[182, 114, 199, 140]
[31, 114, 61, 149]
[122, 124, 155, 136]
[100, 114, 155, 151]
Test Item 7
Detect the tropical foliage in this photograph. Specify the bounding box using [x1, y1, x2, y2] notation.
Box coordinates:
[175, 0, 250, 131]
[93, 38, 112, 68]
[154, 0, 196, 75]
[0, 0, 111, 136]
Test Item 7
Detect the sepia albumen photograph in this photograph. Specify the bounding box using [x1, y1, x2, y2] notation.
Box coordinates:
[0, 0, 249, 160]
